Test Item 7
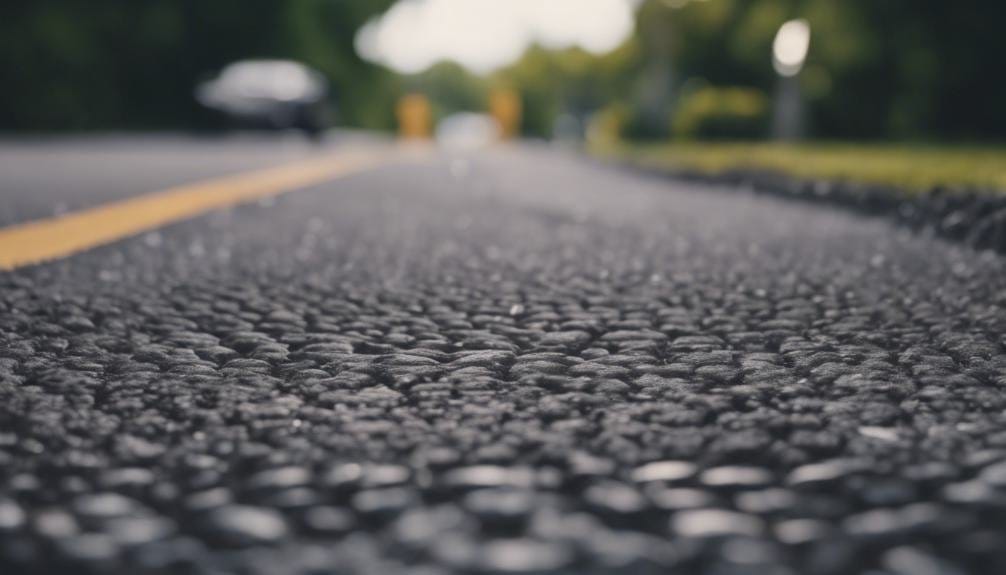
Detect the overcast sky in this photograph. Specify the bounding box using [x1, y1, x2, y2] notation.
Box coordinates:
[355, 0, 641, 75]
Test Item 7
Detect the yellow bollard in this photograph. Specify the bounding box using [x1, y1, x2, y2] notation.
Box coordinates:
[489, 89, 522, 140]
[396, 94, 432, 140]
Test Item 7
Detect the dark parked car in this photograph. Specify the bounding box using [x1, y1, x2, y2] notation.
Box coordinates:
[196, 60, 331, 138]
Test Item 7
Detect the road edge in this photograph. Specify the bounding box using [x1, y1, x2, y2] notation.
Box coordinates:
[598, 158, 1006, 256]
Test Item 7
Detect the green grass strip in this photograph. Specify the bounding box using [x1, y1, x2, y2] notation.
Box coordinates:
[599, 142, 1006, 194]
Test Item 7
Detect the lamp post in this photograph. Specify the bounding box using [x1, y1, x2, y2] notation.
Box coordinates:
[635, 1, 676, 139]
[771, 19, 811, 141]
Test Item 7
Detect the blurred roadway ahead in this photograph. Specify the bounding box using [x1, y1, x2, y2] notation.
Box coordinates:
[0, 131, 384, 227]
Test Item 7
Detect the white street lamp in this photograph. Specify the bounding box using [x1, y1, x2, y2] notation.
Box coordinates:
[773, 19, 811, 77]
[771, 19, 811, 140]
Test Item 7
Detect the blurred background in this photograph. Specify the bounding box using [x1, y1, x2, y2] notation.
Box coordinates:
[2, 0, 1003, 147]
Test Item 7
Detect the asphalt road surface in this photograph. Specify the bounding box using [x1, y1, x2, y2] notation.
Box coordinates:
[2, 135, 1006, 574]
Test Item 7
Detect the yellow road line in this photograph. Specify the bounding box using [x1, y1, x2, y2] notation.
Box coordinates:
[0, 150, 386, 270]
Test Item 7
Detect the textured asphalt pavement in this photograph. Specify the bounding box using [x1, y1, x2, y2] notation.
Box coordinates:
[2, 136, 1006, 574]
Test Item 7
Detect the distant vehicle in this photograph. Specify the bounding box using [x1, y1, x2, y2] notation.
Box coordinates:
[196, 60, 331, 138]
[552, 113, 585, 147]
[435, 113, 500, 150]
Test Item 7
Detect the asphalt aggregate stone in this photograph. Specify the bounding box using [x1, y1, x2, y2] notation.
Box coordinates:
[1, 147, 1006, 573]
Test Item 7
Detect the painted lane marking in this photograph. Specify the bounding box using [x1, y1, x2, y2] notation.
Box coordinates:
[0, 150, 388, 270]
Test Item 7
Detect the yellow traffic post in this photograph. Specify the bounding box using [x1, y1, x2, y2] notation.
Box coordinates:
[489, 89, 522, 140]
[396, 93, 432, 140]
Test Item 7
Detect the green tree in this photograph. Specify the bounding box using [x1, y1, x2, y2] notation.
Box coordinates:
[0, 0, 397, 131]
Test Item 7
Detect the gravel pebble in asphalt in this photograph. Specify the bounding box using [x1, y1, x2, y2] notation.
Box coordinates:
[1, 146, 1006, 573]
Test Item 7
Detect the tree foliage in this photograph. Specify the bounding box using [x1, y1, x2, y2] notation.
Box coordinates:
[0, 0, 397, 131]
[486, 0, 1006, 141]
[1, 0, 1002, 140]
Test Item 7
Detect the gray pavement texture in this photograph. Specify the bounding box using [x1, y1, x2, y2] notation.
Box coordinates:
[622, 165, 1006, 256]
[2, 139, 1006, 574]
[0, 132, 378, 226]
